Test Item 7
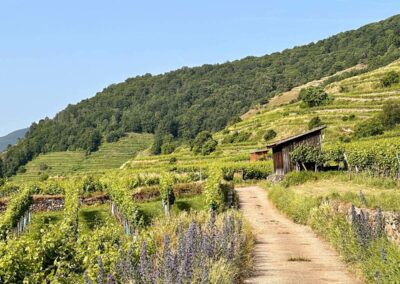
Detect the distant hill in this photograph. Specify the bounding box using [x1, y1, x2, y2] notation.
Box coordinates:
[0, 128, 28, 152]
[2, 14, 400, 177]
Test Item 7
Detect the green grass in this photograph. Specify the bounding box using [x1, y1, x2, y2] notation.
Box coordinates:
[78, 204, 116, 233]
[138, 194, 207, 225]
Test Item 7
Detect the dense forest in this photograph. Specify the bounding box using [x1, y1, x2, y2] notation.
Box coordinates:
[2, 15, 400, 177]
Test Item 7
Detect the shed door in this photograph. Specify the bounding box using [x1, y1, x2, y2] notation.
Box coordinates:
[273, 151, 284, 175]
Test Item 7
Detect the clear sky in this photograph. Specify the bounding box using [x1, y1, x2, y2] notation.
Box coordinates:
[0, 0, 399, 136]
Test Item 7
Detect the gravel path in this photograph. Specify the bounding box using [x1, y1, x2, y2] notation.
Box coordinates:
[236, 186, 360, 284]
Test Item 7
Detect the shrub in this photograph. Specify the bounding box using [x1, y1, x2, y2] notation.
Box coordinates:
[105, 212, 252, 284]
[380, 71, 399, 87]
[263, 129, 277, 142]
[106, 130, 125, 143]
[39, 163, 49, 171]
[222, 131, 251, 144]
[308, 116, 324, 130]
[17, 166, 26, 174]
[201, 139, 218, 155]
[290, 144, 326, 171]
[381, 100, 400, 128]
[192, 131, 217, 156]
[39, 173, 49, 181]
[299, 86, 332, 107]
[354, 118, 384, 138]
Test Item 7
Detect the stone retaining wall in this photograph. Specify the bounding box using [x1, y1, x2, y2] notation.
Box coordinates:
[330, 200, 400, 245]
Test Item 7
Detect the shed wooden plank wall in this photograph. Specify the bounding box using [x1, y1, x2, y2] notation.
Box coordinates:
[272, 131, 322, 175]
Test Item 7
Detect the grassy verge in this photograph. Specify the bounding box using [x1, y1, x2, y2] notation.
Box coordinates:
[266, 181, 400, 283]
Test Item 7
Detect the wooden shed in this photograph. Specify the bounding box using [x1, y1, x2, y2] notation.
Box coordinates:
[249, 148, 269, 161]
[267, 126, 326, 175]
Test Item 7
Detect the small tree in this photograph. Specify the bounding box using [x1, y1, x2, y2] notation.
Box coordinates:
[299, 86, 332, 107]
[354, 118, 384, 138]
[263, 129, 277, 141]
[381, 100, 400, 128]
[308, 116, 324, 130]
[381, 71, 399, 87]
[159, 173, 175, 216]
[192, 131, 217, 155]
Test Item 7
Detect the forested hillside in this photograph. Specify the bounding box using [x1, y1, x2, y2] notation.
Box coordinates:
[1, 15, 400, 177]
[0, 128, 28, 153]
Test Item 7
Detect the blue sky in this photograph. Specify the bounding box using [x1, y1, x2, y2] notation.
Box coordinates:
[0, 0, 399, 136]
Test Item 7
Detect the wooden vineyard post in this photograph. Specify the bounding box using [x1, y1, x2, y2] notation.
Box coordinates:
[396, 153, 400, 180]
[343, 152, 350, 172]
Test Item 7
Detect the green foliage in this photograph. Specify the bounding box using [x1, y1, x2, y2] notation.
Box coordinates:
[192, 131, 217, 155]
[381, 100, 400, 128]
[221, 161, 273, 181]
[0, 186, 36, 239]
[308, 116, 324, 130]
[380, 71, 399, 87]
[222, 131, 251, 144]
[82, 175, 103, 194]
[4, 14, 400, 176]
[204, 166, 225, 211]
[159, 173, 176, 213]
[299, 86, 332, 107]
[105, 129, 125, 143]
[263, 129, 277, 142]
[326, 138, 400, 178]
[290, 144, 326, 169]
[281, 171, 323, 188]
[39, 162, 48, 171]
[268, 185, 320, 224]
[101, 174, 140, 226]
[354, 117, 384, 138]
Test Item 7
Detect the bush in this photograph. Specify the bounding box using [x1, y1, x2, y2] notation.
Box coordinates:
[290, 144, 326, 171]
[222, 131, 251, 144]
[299, 86, 332, 107]
[192, 131, 218, 156]
[105, 130, 125, 143]
[263, 129, 277, 142]
[17, 166, 26, 174]
[381, 100, 400, 128]
[39, 163, 49, 171]
[380, 71, 399, 87]
[354, 118, 384, 138]
[308, 116, 324, 130]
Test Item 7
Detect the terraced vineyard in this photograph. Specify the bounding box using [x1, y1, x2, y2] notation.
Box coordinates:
[220, 60, 400, 146]
[12, 133, 153, 181]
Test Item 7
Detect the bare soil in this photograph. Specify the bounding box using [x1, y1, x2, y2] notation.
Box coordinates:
[236, 186, 360, 284]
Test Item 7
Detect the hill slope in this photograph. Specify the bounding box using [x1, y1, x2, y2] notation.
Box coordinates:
[11, 133, 153, 181]
[0, 128, 28, 153]
[2, 14, 400, 177]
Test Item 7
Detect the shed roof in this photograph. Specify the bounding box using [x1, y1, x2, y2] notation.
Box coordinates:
[249, 148, 269, 154]
[266, 125, 326, 148]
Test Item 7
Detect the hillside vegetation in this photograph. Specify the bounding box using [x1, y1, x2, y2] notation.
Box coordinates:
[219, 59, 400, 147]
[0, 128, 28, 153]
[2, 15, 400, 177]
[11, 133, 153, 181]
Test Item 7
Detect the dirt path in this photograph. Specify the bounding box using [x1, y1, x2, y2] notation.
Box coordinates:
[236, 186, 359, 284]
